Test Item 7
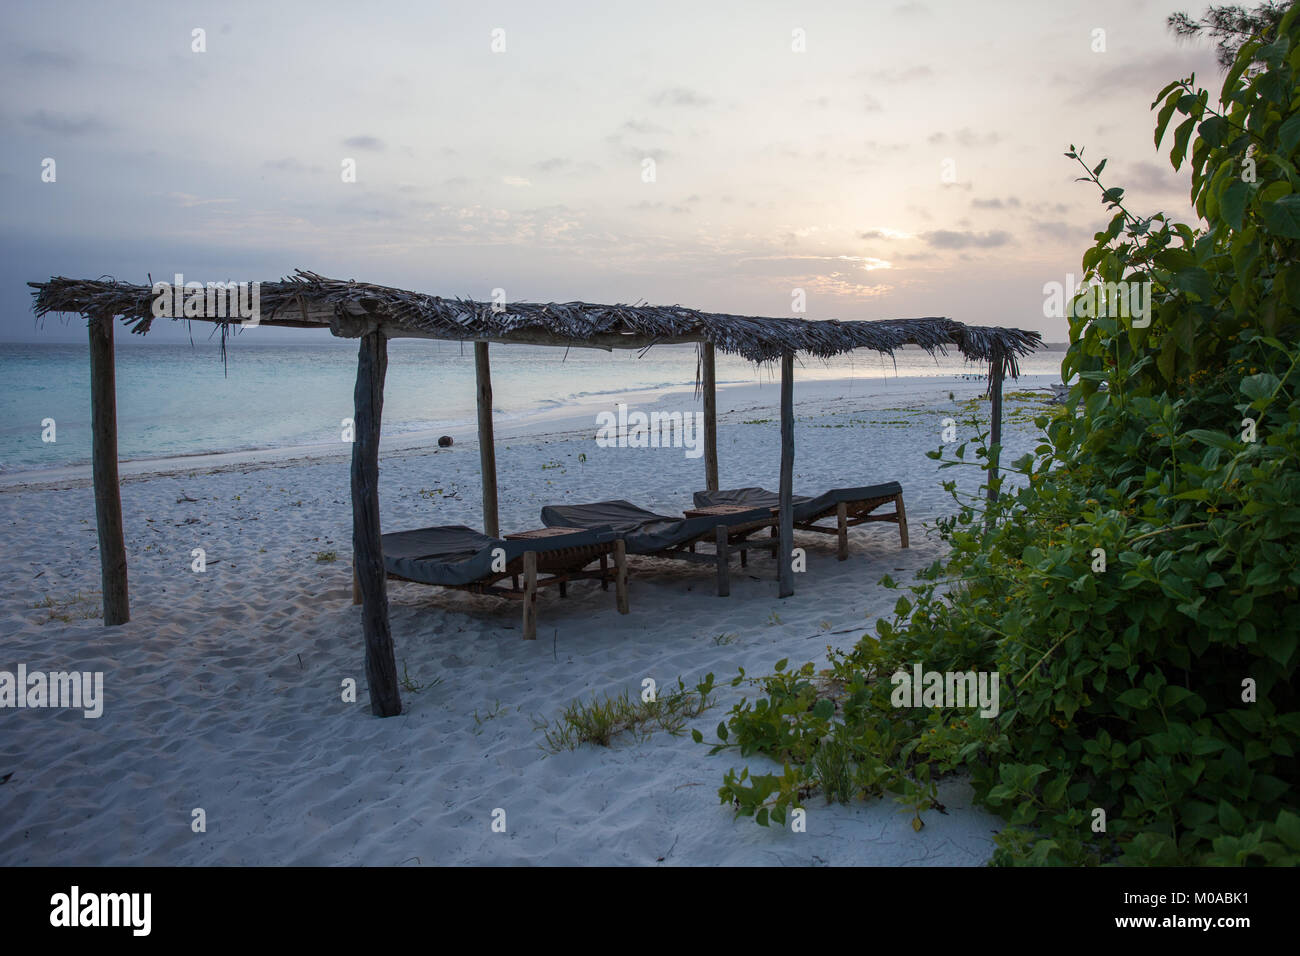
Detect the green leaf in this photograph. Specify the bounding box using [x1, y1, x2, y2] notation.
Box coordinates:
[1170, 117, 1196, 170]
[1276, 810, 1300, 851]
[1241, 372, 1280, 401]
[1262, 193, 1300, 238]
[1220, 179, 1250, 231]
[1281, 113, 1300, 154]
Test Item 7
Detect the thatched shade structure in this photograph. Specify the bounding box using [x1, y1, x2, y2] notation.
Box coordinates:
[30, 270, 1042, 718]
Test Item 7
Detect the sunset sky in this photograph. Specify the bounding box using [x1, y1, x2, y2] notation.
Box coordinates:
[1, 0, 1223, 343]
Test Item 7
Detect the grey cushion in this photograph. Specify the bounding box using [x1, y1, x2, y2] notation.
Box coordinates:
[693, 483, 902, 523]
[540, 499, 772, 555]
[382, 524, 615, 586]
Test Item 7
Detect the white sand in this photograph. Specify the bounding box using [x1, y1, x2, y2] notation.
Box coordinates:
[0, 374, 1054, 865]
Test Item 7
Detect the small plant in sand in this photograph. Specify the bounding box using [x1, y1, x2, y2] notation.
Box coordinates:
[765, 610, 782, 626]
[399, 660, 440, 694]
[473, 699, 512, 730]
[31, 590, 103, 624]
[314, 550, 337, 563]
[542, 674, 716, 752]
[742, 418, 772, 425]
[713, 631, 739, 646]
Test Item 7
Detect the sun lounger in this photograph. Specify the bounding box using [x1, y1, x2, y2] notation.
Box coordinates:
[692, 483, 908, 559]
[539, 499, 776, 596]
[355, 524, 626, 639]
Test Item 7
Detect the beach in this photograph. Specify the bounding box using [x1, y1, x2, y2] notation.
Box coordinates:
[0, 372, 1053, 865]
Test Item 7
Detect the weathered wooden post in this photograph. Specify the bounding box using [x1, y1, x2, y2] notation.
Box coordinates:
[89, 312, 129, 625]
[702, 342, 719, 492]
[777, 348, 795, 598]
[352, 329, 402, 717]
[987, 357, 1004, 507]
[475, 341, 499, 538]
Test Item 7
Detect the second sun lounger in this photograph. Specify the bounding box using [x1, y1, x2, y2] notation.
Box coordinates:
[539, 499, 775, 596]
[692, 482, 908, 559]
[359, 524, 625, 639]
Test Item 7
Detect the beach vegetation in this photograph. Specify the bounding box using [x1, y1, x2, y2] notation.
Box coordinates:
[31, 590, 103, 624]
[542, 674, 716, 751]
[702, 11, 1300, 865]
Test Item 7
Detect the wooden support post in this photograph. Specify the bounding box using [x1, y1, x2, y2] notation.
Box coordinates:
[352, 331, 402, 717]
[896, 494, 910, 549]
[614, 540, 629, 615]
[836, 501, 849, 561]
[521, 550, 538, 639]
[702, 342, 719, 492]
[715, 524, 731, 597]
[89, 313, 129, 626]
[777, 349, 795, 598]
[987, 359, 1004, 507]
[475, 341, 499, 538]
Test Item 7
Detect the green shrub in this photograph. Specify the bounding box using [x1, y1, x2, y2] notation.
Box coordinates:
[701, 8, 1300, 865]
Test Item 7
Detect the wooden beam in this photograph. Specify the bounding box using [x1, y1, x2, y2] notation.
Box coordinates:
[715, 524, 730, 597]
[987, 359, 1004, 507]
[777, 349, 795, 598]
[521, 551, 538, 640]
[614, 540, 629, 615]
[89, 313, 129, 625]
[475, 341, 499, 538]
[351, 330, 402, 717]
[702, 342, 719, 491]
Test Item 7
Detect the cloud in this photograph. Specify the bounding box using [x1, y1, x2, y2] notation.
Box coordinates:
[972, 196, 1022, 209]
[18, 48, 78, 70]
[955, 127, 1000, 148]
[863, 94, 885, 112]
[502, 176, 532, 187]
[342, 135, 384, 151]
[1122, 161, 1188, 194]
[892, 2, 930, 15]
[1031, 220, 1095, 241]
[532, 157, 571, 172]
[651, 87, 711, 108]
[859, 228, 914, 240]
[168, 192, 236, 208]
[621, 119, 669, 134]
[920, 229, 1012, 249]
[866, 65, 934, 84]
[23, 110, 110, 135]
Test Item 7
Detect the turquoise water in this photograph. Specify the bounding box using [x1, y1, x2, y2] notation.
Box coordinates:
[0, 338, 1066, 474]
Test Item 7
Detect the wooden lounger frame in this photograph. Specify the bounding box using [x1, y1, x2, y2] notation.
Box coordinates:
[641, 514, 779, 598]
[354, 539, 628, 640]
[798, 491, 909, 560]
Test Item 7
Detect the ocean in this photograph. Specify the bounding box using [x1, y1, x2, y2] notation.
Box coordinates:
[0, 338, 1066, 474]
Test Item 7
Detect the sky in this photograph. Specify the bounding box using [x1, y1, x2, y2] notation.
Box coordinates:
[0, 0, 1224, 344]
